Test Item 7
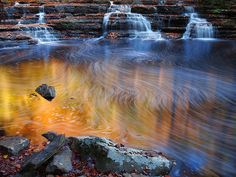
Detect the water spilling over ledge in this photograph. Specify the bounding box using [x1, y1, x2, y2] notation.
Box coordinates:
[17, 5, 58, 43]
[182, 6, 214, 39]
[103, 1, 163, 40]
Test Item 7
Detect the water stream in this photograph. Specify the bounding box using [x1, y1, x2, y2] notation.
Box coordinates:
[103, 1, 162, 40]
[182, 6, 214, 39]
[18, 6, 57, 43]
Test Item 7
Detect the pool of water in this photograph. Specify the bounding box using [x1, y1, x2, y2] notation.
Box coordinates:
[0, 39, 235, 176]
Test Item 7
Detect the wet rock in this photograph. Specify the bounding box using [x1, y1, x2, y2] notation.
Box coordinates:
[35, 84, 56, 101]
[42, 131, 58, 142]
[0, 136, 29, 155]
[0, 129, 6, 137]
[70, 136, 173, 176]
[21, 134, 66, 171]
[46, 146, 73, 174]
[46, 175, 55, 177]
[123, 173, 148, 177]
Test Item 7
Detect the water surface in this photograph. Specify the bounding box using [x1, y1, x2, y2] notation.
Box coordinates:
[0, 39, 235, 177]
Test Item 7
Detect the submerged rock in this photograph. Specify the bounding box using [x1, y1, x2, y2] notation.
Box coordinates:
[35, 84, 56, 101]
[0, 136, 29, 155]
[69, 136, 173, 176]
[46, 146, 73, 174]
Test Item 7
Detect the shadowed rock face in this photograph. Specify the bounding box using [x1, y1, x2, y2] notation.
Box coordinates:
[0, 136, 29, 155]
[70, 136, 173, 176]
[0, 0, 235, 40]
[46, 146, 73, 174]
[35, 84, 56, 101]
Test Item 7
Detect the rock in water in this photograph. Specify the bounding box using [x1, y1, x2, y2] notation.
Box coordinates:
[69, 136, 173, 176]
[46, 146, 73, 174]
[35, 84, 56, 101]
[0, 136, 29, 155]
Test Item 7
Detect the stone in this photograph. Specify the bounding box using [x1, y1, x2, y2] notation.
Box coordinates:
[0, 136, 29, 155]
[42, 131, 58, 142]
[69, 136, 173, 176]
[46, 146, 73, 174]
[21, 134, 66, 171]
[35, 84, 56, 101]
[123, 173, 148, 177]
[46, 175, 55, 177]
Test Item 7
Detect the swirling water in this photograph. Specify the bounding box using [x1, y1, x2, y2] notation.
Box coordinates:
[0, 39, 235, 176]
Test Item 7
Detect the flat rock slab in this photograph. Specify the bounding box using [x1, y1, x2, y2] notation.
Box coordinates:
[35, 84, 56, 101]
[0, 136, 29, 155]
[46, 146, 73, 174]
[70, 136, 173, 176]
[22, 134, 66, 171]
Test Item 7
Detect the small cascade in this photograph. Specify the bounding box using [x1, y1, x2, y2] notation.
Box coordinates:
[19, 6, 57, 43]
[103, 1, 162, 40]
[14, 2, 20, 6]
[182, 6, 214, 39]
[24, 26, 57, 42]
[37, 6, 45, 24]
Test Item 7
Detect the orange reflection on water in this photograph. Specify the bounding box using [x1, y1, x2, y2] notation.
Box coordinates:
[0, 58, 230, 151]
[0, 59, 172, 146]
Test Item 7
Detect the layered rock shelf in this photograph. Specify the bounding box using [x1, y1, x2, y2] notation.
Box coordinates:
[0, 0, 235, 42]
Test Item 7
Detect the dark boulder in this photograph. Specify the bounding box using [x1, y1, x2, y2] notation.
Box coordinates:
[46, 146, 73, 174]
[0, 136, 29, 155]
[42, 131, 58, 142]
[69, 136, 173, 176]
[21, 134, 66, 171]
[35, 84, 56, 101]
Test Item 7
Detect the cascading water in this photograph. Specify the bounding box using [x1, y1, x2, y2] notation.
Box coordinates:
[103, 1, 162, 40]
[18, 6, 57, 42]
[37, 6, 45, 24]
[182, 6, 214, 39]
[24, 26, 57, 43]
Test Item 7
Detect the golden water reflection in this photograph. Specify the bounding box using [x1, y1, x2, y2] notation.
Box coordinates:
[0, 59, 199, 146]
[0, 59, 171, 145]
[0, 57, 235, 176]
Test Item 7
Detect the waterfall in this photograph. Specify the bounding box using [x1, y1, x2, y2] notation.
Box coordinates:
[182, 7, 214, 39]
[37, 6, 45, 24]
[23, 26, 57, 43]
[103, 1, 162, 40]
[14, 2, 20, 6]
[19, 6, 57, 43]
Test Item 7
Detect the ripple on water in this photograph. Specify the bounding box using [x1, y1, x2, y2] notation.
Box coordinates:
[0, 39, 235, 177]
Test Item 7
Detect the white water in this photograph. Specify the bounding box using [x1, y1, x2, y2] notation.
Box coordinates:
[14, 1, 29, 7]
[182, 7, 214, 39]
[103, 1, 163, 40]
[24, 26, 57, 42]
[19, 6, 57, 43]
[37, 6, 45, 24]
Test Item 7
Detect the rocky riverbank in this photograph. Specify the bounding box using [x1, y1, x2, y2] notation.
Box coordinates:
[0, 132, 173, 177]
